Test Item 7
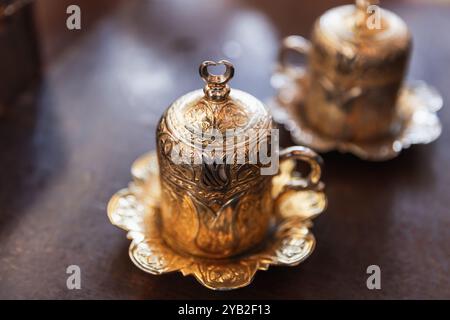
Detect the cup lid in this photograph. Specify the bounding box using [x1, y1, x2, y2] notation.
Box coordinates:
[315, 0, 411, 58]
[163, 60, 272, 149]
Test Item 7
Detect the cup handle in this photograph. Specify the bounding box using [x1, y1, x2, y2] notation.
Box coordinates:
[273, 146, 323, 207]
[278, 35, 311, 78]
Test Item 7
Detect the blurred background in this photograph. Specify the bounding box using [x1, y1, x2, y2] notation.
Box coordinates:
[0, 0, 449, 299]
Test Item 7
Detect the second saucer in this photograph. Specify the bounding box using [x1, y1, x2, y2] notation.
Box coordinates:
[269, 73, 442, 161]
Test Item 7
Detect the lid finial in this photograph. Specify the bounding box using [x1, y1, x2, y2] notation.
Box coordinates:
[355, 0, 381, 31]
[199, 60, 234, 101]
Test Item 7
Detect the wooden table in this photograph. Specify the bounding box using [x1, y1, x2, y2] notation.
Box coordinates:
[0, 0, 449, 299]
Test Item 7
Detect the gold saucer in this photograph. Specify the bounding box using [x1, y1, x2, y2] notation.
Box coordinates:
[107, 152, 326, 290]
[269, 73, 443, 161]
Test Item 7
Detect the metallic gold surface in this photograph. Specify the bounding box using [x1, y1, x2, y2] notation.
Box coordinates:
[269, 72, 443, 160]
[107, 152, 326, 290]
[155, 60, 324, 259]
[278, 1, 412, 141]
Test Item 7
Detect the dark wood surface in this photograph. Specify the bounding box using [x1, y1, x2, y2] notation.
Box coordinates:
[0, 3, 40, 106]
[0, 0, 449, 299]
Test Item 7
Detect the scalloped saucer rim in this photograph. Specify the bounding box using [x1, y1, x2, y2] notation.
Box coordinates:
[269, 73, 443, 161]
[107, 152, 326, 290]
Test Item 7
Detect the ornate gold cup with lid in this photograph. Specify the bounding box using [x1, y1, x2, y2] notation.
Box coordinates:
[156, 60, 323, 259]
[108, 60, 327, 289]
[279, 0, 412, 142]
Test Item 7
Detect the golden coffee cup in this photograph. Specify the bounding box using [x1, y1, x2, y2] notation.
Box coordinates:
[156, 60, 323, 259]
[279, 0, 411, 141]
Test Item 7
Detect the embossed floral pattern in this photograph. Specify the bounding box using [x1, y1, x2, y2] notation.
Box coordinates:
[107, 152, 326, 290]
